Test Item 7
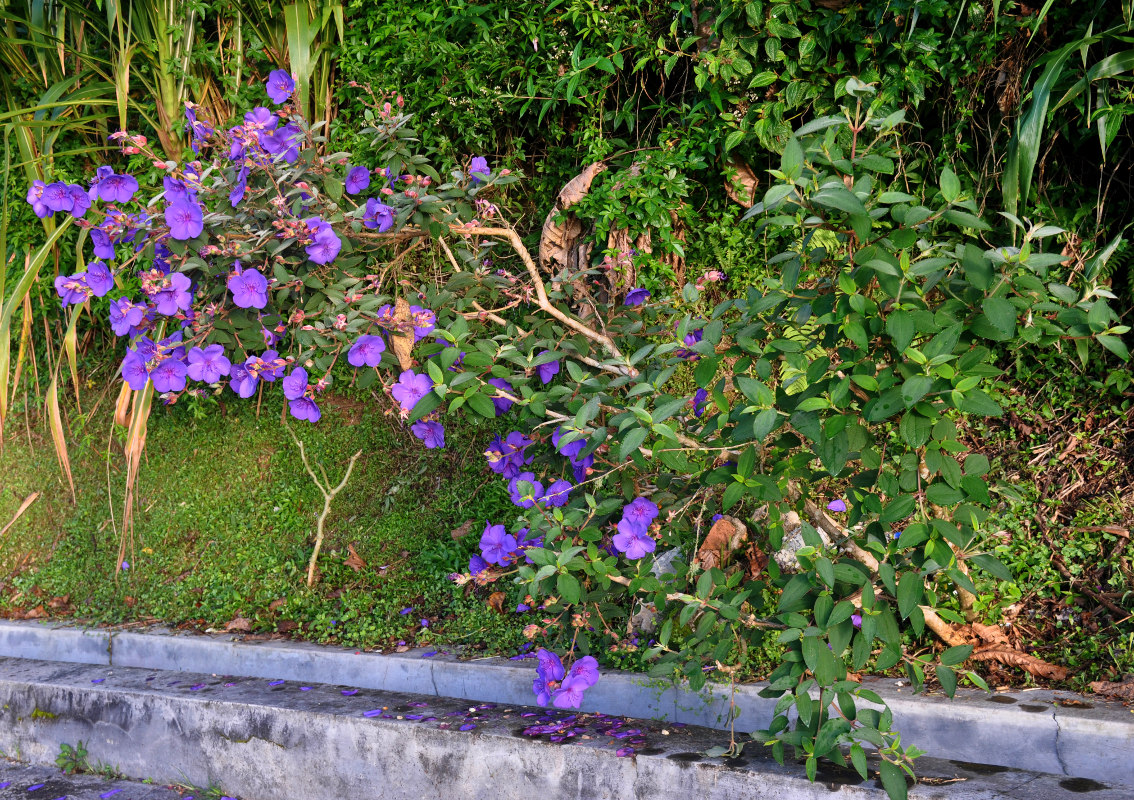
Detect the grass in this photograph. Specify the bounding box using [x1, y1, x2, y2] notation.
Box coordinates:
[0, 382, 532, 655]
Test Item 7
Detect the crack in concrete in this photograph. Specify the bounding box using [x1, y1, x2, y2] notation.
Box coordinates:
[1052, 710, 1070, 776]
[429, 664, 440, 698]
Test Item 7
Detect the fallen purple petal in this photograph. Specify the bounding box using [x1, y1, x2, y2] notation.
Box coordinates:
[27, 785, 46, 792]
[363, 709, 383, 717]
[459, 723, 476, 731]
[341, 689, 359, 696]
[299, 686, 312, 691]
[99, 791, 123, 799]
[616, 747, 635, 757]
[421, 651, 438, 658]
[91, 678, 105, 683]
[268, 680, 284, 686]
[189, 683, 207, 691]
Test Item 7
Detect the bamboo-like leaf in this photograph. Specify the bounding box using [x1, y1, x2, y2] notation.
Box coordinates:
[45, 375, 76, 503]
[285, 3, 314, 119]
[0, 492, 40, 539]
[114, 381, 134, 428]
[1054, 49, 1134, 111]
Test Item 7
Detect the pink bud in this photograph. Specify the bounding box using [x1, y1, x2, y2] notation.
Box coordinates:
[396, 95, 404, 107]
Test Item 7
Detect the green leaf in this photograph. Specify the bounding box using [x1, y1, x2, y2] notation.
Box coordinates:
[969, 553, 1013, 582]
[850, 744, 869, 780]
[940, 645, 973, 666]
[887, 311, 915, 352]
[466, 392, 497, 419]
[879, 760, 909, 800]
[557, 573, 581, 604]
[1097, 334, 1130, 361]
[813, 186, 868, 217]
[896, 571, 922, 619]
[901, 375, 933, 407]
[937, 665, 958, 698]
[619, 426, 649, 462]
[940, 168, 961, 203]
[982, 297, 1016, 338]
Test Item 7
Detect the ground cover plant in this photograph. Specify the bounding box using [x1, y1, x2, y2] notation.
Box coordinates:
[1, 1, 1133, 796]
[5, 60, 1131, 798]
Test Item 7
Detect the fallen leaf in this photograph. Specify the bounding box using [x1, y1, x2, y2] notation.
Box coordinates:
[971, 646, 1069, 681]
[276, 620, 299, 634]
[48, 595, 71, 610]
[344, 544, 367, 572]
[1087, 680, 1134, 701]
[972, 622, 1010, 646]
[123, 596, 136, 608]
[487, 591, 507, 615]
[695, 515, 748, 571]
[224, 616, 252, 633]
[269, 598, 286, 611]
[390, 297, 415, 370]
[724, 159, 759, 207]
[450, 520, 474, 540]
[0, 492, 40, 539]
[23, 605, 48, 619]
[538, 162, 606, 272]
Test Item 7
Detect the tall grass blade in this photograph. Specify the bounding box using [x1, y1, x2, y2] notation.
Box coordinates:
[0, 492, 40, 539]
[45, 374, 75, 502]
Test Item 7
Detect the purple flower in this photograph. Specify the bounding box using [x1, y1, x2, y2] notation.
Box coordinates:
[469, 554, 488, 576]
[109, 298, 145, 336]
[363, 198, 394, 232]
[154, 272, 193, 316]
[345, 166, 371, 195]
[163, 176, 193, 203]
[487, 377, 514, 415]
[536, 649, 565, 683]
[348, 334, 386, 367]
[42, 181, 75, 212]
[391, 370, 433, 413]
[552, 426, 586, 460]
[228, 268, 269, 309]
[565, 656, 600, 689]
[536, 351, 560, 384]
[67, 185, 91, 218]
[508, 472, 544, 509]
[484, 431, 532, 478]
[85, 261, 114, 297]
[411, 420, 445, 449]
[97, 172, 139, 203]
[259, 123, 301, 162]
[306, 228, 342, 265]
[551, 682, 586, 709]
[622, 497, 659, 530]
[265, 69, 295, 104]
[187, 344, 231, 384]
[827, 499, 847, 513]
[852, 614, 863, 628]
[54, 274, 90, 305]
[230, 362, 258, 398]
[282, 367, 308, 400]
[613, 519, 656, 560]
[243, 106, 277, 130]
[166, 201, 204, 241]
[26, 179, 51, 218]
[289, 396, 321, 422]
[410, 305, 436, 342]
[91, 228, 116, 260]
[150, 358, 188, 393]
[479, 522, 518, 566]
[121, 349, 150, 390]
[693, 388, 709, 417]
[469, 156, 490, 184]
[542, 479, 572, 507]
[624, 287, 650, 307]
[230, 168, 248, 208]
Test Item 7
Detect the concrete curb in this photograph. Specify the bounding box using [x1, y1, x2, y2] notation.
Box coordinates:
[0, 656, 1127, 800]
[1, 620, 1131, 786]
[0, 760, 183, 800]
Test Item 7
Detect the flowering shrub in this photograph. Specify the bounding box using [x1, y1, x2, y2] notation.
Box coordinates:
[31, 76, 1126, 799]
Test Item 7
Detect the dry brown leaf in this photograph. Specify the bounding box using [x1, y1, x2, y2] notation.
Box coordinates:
[224, 616, 252, 633]
[123, 596, 136, 608]
[695, 516, 748, 571]
[724, 159, 759, 208]
[450, 520, 474, 540]
[114, 382, 134, 428]
[538, 162, 606, 272]
[23, 605, 47, 619]
[1087, 680, 1134, 702]
[487, 591, 507, 615]
[344, 544, 367, 572]
[390, 297, 415, 370]
[972, 646, 1069, 681]
[277, 620, 299, 634]
[269, 598, 286, 611]
[47, 595, 70, 610]
[972, 622, 1010, 646]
